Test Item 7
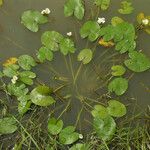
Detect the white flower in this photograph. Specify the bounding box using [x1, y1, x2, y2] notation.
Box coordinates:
[41, 8, 51, 15]
[11, 75, 18, 84]
[97, 17, 105, 24]
[142, 19, 149, 25]
[67, 32, 72, 37]
[79, 134, 83, 139]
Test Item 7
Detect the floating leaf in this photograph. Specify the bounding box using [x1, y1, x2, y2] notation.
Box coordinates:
[59, 126, 79, 145]
[21, 10, 48, 32]
[69, 143, 90, 150]
[107, 100, 126, 117]
[93, 116, 116, 141]
[91, 105, 109, 119]
[99, 22, 136, 53]
[99, 38, 114, 48]
[94, 0, 111, 10]
[37, 46, 53, 62]
[30, 85, 55, 106]
[18, 55, 36, 70]
[118, 1, 134, 15]
[124, 51, 150, 72]
[59, 38, 76, 55]
[111, 17, 124, 26]
[3, 57, 18, 67]
[111, 65, 126, 76]
[137, 13, 145, 24]
[80, 21, 101, 42]
[48, 118, 63, 135]
[64, 0, 85, 20]
[108, 77, 128, 96]
[77, 49, 93, 64]
[41, 31, 63, 51]
[0, 117, 17, 135]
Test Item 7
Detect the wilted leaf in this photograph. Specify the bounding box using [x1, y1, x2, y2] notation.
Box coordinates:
[21, 10, 48, 32]
[99, 38, 114, 48]
[48, 118, 63, 135]
[77, 49, 93, 64]
[111, 65, 126, 76]
[64, 0, 85, 20]
[94, 0, 111, 10]
[124, 51, 150, 72]
[108, 77, 128, 96]
[3, 57, 18, 67]
[107, 100, 126, 117]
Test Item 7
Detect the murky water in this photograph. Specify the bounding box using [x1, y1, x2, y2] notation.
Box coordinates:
[0, 0, 150, 148]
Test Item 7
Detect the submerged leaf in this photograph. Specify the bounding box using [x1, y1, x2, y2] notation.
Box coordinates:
[94, 0, 111, 10]
[48, 118, 63, 135]
[0, 117, 17, 135]
[111, 65, 126, 76]
[124, 51, 150, 72]
[77, 49, 93, 64]
[21, 10, 48, 32]
[107, 100, 126, 117]
[30, 85, 55, 106]
[80, 21, 101, 42]
[108, 77, 128, 96]
[93, 116, 116, 141]
[118, 1, 134, 15]
[64, 0, 85, 20]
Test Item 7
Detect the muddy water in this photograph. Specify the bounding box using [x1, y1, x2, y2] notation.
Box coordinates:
[0, 0, 150, 134]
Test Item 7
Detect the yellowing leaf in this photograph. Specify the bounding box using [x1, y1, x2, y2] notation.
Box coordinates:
[0, 0, 3, 6]
[3, 57, 18, 67]
[99, 38, 115, 48]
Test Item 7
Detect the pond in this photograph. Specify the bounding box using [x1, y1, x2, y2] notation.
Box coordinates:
[0, 0, 150, 149]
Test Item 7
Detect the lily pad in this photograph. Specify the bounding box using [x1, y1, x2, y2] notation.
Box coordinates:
[48, 118, 63, 135]
[37, 46, 53, 62]
[111, 17, 124, 26]
[77, 49, 93, 64]
[41, 31, 63, 51]
[0, 117, 18, 135]
[59, 38, 76, 55]
[30, 85, 55, 106]
[94, 0, 111, 10]
[118, 1, 134, 15]
[18, 55, 36, 71]
[80, 21, 101, 42]
[111, 65, 126, 76]
[69, 143, 90, 150]
[64, 0, 85, 20]
[124, 51, 150, 72]
[21, 10, 48, 32]
[93, 116, 116, 141]
[108, 77, 128, 96]
[59, 126, 79, 145]
[107, 100, 126, 117]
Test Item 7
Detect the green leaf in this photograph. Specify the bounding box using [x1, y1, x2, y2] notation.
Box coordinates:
[93, 116, 116, 141]
[59, 38, 76, 55]
[7, 83, 29, 98]
[118, 1, 134, 15]
[99, 22, 136, 53]
[0, 71, 3, 77]
[18, 55, 36, 70]
[37, 46, 53, 62]
[19, 71, 36, 85]
[30, 85, 55, 106]
[0, 117, 17, 135]
[91, 105, 109, 119]
[107, 100, 126, 117]
[48, 118, 63, 135]
[41, 31, 63, 51]
[111, 65, 126, 76]
[64, 0, 85, 20]
[77, 49, 93, 64]
[94, 0, 111, 10]
[59, 126, 79, 145]
[69, 143, 90, 150]
[108, 77, 128, 96]
[124, 51, 150, 72]
[80, 21, 101, 42]
[3, 64, 19, 77]
[111, 17, 124, 26]
[21, 10, 48, 32]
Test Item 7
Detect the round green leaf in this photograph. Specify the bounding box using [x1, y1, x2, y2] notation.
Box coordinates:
[77, 49, 93, 64]
[94, 0, 111, 11]
[69, 143, 90, 150]
[30, 85, 55, 106]
[108, 77, 128, 96]
[111, 17, 124, 26]
[107, 100, 126, 117]
[111, 65, 126, 76]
